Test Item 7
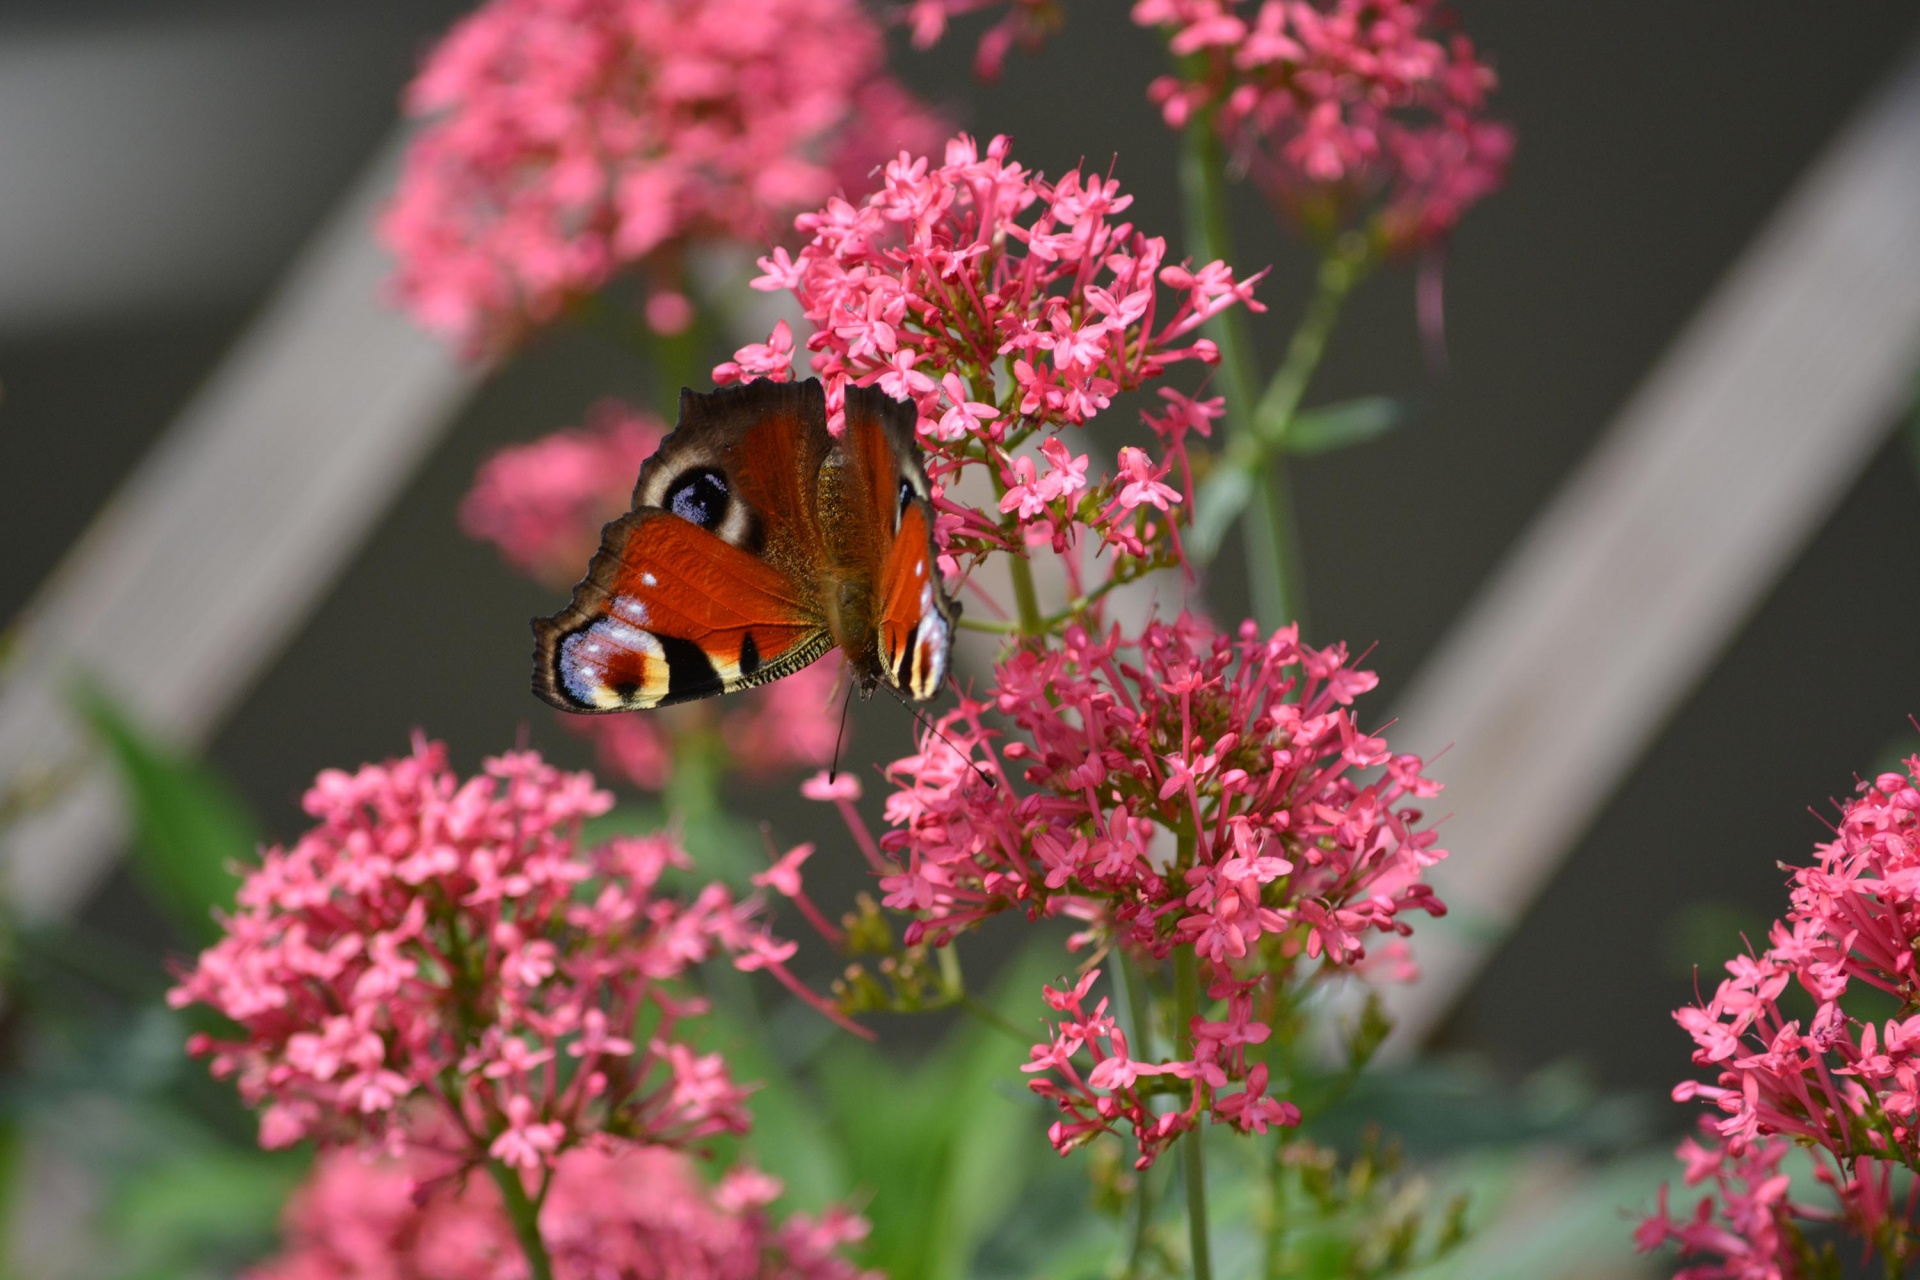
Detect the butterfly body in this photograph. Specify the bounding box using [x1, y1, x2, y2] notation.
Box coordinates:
[532, 378, 954, 713]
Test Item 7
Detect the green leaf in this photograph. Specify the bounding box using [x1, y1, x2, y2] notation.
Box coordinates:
[106, 1145, 306, 1280]
[1281, 396, 1410, 456]
[816, 946, 1060, 1280]
[73, 685, 257, 944]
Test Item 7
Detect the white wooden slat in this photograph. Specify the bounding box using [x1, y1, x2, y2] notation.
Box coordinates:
[1378, 45, 1920, 1053]
[0, 135, 478, 917]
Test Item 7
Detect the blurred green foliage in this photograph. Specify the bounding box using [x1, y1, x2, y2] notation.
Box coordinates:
[72, 685, 254, 944]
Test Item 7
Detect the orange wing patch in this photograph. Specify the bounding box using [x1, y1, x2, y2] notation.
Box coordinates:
[533, 511, 829, 711]
[876, 502, 951, 701]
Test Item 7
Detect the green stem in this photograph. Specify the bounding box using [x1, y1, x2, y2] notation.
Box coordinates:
[988, 464, 1047, 637]
[1178, 114, 1303, 633]
[488, 1162, 555, 1280]
[1116, 953, 1159, 1279]
[957, 993, 1030, 1047]
[1262, 1134, 1288, 1280]
[1006, 554, 1046, 637]
[1173, 938, 1212, 1280]
[1253, 250, 1363, 442]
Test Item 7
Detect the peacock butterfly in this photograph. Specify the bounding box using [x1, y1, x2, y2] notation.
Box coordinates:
[531, 377, 957, 712]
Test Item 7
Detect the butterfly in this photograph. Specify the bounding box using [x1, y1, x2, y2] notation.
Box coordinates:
[531, 377, 957, 713]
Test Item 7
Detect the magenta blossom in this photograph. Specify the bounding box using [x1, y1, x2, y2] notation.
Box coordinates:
[171, 736, 843, 1164]
[813, 613, 1447, 1165]
[383, 0, 947, 355]
[250, 1138, 876, 1280]
[1647, 754, 1920, 1275]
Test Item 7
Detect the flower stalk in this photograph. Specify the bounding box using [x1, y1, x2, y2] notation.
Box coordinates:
[1178, 111, 1302, 632]
[1174, 935, 1213, 1280]
[489, 1162, 556, 1280]
[1117, 953, 1159, 1279]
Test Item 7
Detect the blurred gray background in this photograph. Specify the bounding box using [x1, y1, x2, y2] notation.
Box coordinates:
[3, 0, 1919, 1132]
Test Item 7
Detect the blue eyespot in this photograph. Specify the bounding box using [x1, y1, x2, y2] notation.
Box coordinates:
[667, 468, 729, 530]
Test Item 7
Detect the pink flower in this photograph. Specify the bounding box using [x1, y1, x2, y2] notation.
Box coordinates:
[718, 131, 1264, 578]
[247, 1138, 877, 1280]
[1648, 753, 1920, 1274]
[909, 2, 1511, 251]
[1136, 0, 1513, 251]
[171, 736, 827, 1167]
[382, 0, 947, 356]
[813, 614, 1446, 1166]
[460, 400, 663, 588]
[1635, 1125, 1808, 1280]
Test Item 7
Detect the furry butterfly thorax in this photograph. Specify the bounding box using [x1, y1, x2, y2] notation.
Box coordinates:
[531, 378, 957, 713]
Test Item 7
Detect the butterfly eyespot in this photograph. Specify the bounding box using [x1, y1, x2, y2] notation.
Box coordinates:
[897, 479, 914, 530]
[666, 468, 730, 531]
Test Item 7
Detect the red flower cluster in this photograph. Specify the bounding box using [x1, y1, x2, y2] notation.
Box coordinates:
[251, 1140, 875, 1280]
[1644, 755, 1920, 1276]
[382, 0, 946, 355]
[460, 401, 847, 790]
[718, 133, 1261, 572]
[816, 615, 1447, 1165]
[170, 737, 831, 1165]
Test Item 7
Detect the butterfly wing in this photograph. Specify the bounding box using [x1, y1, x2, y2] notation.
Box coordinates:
[839, 385, 956, 702]
[531, 381, 836, 712]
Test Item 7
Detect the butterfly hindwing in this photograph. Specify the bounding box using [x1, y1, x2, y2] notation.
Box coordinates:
[533, 510, 831, 710]
[840, 385, 956, 702]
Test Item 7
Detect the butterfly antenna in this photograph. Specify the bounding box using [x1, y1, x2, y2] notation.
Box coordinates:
[828, 682, 856, 783]
[880, 684, 997, 790]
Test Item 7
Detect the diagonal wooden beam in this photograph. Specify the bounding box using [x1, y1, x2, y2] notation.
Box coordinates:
[0, 136, 478, 917]
[1378, 44, 1920, 1053]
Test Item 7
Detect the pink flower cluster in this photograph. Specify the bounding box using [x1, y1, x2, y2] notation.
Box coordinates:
[1634, 1124, 1813, 1280]
[906, 1, 1510, 251]
[460, 399, 664, 588]
[1644, 755, 1920, 1276]
[170, 737, 828, 1165]
[815, 614, 1447, 1165]
[251, 1140, 875, 1280]
[382, 0, 946, 355]
[460, 401, 846, 790]
[717, 132, 1264, 571]
[1136, 0, 1514, 250]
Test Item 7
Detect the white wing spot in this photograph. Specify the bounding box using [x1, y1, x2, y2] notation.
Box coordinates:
[641, 573, 658, 587]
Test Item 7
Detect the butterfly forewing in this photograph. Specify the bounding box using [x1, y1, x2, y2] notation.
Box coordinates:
[530, 378, 954, 713]
[532, 382, 840, 713]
